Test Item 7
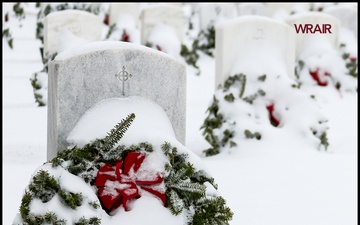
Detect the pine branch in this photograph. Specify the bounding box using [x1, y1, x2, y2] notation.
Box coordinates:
[192, 170, 218, 189]
[167, 189, 184, 215]
[75, 216, 101, 225]
[59, 190, 83, 209]
[28, 170, 60, 203]
[191, 196, 233, 225]
[239, 74, 246, 98]
[102, 113, 136, 151]
[170, 181, 206, 197]
[19, 191, 32, 222]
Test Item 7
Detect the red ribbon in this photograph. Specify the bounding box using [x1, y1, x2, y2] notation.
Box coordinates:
[103, 15, 109, 26]
[121, 30, 130, 42]
[349, 56, 357, 63]
[95, 152, 166, 213]
[349, 56, 357, 62]
[266, 103, 280, 127]
[309, 68, 330, 86]
[156, 45, 162, 52]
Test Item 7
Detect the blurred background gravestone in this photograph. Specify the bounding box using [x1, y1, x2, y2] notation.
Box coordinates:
[107, 3, 141, 43]
[323, 5, 357, 38]
[44, 9, 103, 55]
[286, 12, 340, 59]
[140, 5, 185, 57]
[215, 15, 296, 88]
[198, 3, 238, 31]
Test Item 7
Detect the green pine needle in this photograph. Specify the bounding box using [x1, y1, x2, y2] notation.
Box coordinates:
[102, 113, 135, 151]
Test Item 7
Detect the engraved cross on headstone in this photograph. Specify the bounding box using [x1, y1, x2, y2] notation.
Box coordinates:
[115, 66, 132, 96]
[253, 28, 266, 40]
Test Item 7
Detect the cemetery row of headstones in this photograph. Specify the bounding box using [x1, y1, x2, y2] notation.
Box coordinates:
[42, 3, 186, 56]
[40, 3, 358, 60]
[46, 6, 357, 159]
[4, 3, 355, 158]
[30, 3, 188, 106]
[203, 9, 357, 155]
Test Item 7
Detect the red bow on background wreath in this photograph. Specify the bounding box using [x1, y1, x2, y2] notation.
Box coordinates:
[95, 152, 166, 213]
[266, 103, 280, 127]
[309, 68, 331, 86]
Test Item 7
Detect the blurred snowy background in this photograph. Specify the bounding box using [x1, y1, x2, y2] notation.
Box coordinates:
[3, 2, 357, 225]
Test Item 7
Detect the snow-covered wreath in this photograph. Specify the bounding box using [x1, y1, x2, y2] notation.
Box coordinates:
[294, 41, 357, 95]
[201, 71, 330, 157]
[13, 98, 233, 225]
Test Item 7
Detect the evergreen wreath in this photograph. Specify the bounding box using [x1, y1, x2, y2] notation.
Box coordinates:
[15, 113, 233, 225]
[339, 43, 357, 79]
[294, 42, 357, 93]
[201, 73, 330, 157]
[180, 25, 215, 75]
[201, 73, 253, 156]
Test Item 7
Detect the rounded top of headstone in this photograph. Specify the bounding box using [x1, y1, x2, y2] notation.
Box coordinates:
[54, 41, 184, 66]
[142, 4, 184, 11]
[323, 4, 357, 13]
[45, 9, 101, 19]
[286, 11, 340, 23]
[216, 15, 292, 29]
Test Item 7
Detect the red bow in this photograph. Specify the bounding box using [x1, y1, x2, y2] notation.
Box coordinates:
[121, 30, 130, 42]
[95, 152, 166, 213]
[266, 103, 280, 127]
[309, 68, 330, 86]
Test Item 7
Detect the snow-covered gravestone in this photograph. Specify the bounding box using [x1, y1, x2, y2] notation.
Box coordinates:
[44, 9, 103, 55]
[286, 12, 356, 92]
[323, 5, 357, 37]
[14, 97, 233, 224]
[215, 15, 296, 88]
[109, 3, 141, 27]
[286, 12, 340, 60]
[237, 3, 267, 17]
[107, 3, 141, 44]
[198, 3, 238, 30]
[47, 41, 186, 160]
[140, 5, 185, 55]
[323, 5, 358, 66]
[265, 3, 311, 20]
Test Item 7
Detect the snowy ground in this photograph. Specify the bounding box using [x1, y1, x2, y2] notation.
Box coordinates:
[3, 3, 358, 225]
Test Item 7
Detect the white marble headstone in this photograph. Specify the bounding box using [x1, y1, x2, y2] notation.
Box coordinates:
[47, 41, 186, 160]
[198, 3, 238, 30]
[323, 5, 357, 37]
[109, 3, 141, 27]
[215, 15, 296, 88]
[154, 3, 184, 8]
[286, 12, 340, 59]
[44, 9, 103, 54]
[140, 5, 185, 45]
[265, 3, 311, 20]
[237, 3, 267, 17]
